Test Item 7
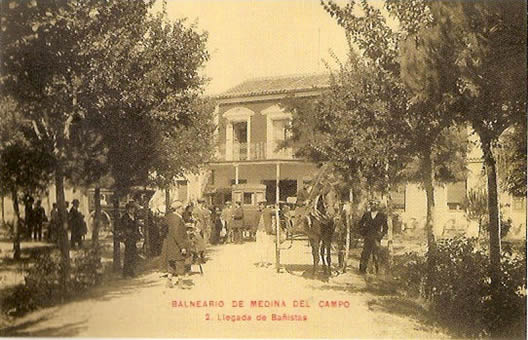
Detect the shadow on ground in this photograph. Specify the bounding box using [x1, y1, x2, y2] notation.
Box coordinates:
[1, 315, 87, 337]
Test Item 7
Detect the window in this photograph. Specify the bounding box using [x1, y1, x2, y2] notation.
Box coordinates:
[272, 119, 290, 149]
[447, 181, 466, 210]
[243, 192, 253, 205]
[233, 122, 247, 143]
[233, 122, 248, 161]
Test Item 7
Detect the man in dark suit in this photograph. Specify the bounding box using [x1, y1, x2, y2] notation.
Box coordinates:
[24, 196, 34, 240]
[69, 199, 86, 249]
[34, 200, 47, 241]
[120, 202, 141, 278]
[358, 199, 388, 274]
[164, 200, 191, 289]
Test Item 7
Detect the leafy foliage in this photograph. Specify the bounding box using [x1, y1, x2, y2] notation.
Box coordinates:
[497, 121, 527, 197]
[393, 237, 526, 338]
[2, 248, 103, 317]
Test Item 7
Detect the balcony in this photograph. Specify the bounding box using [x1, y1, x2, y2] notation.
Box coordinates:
[214, 142, 296, 161]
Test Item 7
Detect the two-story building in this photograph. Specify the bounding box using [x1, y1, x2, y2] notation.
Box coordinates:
[205, 74, 329, 206]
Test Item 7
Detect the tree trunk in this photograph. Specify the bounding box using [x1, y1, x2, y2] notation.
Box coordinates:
[1, 194, 5, 225]
[422, 147, 436, 250]
[12, 189, 21, 260]
[384, 191, 394, 270]
[481, 137, 501, 315]
[143, 187, 150, 258]
[92, 187, 101, 247]
[55, 168, 71, 296]
[112, 194, 121, 272]
[165, 188, 170, 215]
[422, 146, 437, 299]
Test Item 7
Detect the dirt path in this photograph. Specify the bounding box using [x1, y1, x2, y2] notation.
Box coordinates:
[1, 241, 448, 338]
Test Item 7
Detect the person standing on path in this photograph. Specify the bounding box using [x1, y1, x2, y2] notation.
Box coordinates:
[121, 202, 141, 278]
[164, 200, 191, 289]
[255, 201, 274, 267]
[33, 200, 47, 241]
[232, 201, 244, 244]
[358, 199, 388, 274]
[48, 203, 59, 242]
[221, 201, 233, 243]
[68, 199, 87, 249]
[210, 207, 222, 245]
[193, 200, 211, 244]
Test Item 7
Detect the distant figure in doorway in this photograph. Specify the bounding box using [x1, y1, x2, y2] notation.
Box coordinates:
[358, 199, 387, 274]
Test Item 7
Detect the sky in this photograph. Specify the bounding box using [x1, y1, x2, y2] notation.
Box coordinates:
[155, 0, 351, 95]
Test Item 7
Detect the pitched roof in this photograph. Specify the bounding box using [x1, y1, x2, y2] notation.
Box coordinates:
[216, 73, 330, 99]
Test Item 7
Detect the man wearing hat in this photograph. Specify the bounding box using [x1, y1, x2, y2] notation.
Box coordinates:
[69, 199, 87, 249]
[297, 176, 312, 206]
[358, 199, 388, 274]
[121, 202, 141, 278]
[164, 200, 191, 288]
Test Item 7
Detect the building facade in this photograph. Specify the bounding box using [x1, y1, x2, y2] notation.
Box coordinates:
[204, 74, 328, 206]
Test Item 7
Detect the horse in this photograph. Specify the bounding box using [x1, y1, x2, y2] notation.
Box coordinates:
[295, 183, 340, 277]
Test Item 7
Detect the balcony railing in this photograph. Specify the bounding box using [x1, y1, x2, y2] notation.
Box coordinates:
[214, 142, 296, 161]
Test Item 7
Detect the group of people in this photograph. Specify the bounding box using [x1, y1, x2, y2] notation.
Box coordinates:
[23, 196, 47, 241]
[23, 196, 88, 248]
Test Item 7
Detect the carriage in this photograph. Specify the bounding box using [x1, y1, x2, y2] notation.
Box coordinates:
[231, 184, 266, 241]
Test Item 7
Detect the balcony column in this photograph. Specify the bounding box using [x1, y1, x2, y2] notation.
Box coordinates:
[247, 117, 251, 160]
[276, 162, 280, 204]
[234, 163, 239, 185]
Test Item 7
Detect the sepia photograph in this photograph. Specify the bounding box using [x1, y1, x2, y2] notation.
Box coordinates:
[0, 0, 526, 338]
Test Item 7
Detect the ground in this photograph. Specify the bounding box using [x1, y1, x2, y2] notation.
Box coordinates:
[0, 238, 449, 339]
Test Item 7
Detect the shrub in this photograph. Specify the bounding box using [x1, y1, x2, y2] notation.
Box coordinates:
[393, 237, 526, 338]
[3, 247, 103, 316]
[24, 250, 62, 306]
[71, 247, 103, 291]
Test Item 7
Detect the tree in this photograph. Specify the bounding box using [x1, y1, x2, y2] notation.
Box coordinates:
[0, 0, 155, 292]
[93, 6, 210, 264]
[0, 97, 54, 260]
[394, 2, 526, 334]
[312, 1, 469, 253]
